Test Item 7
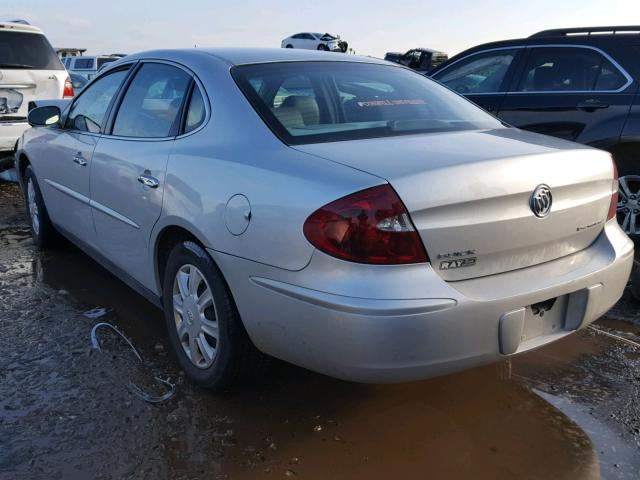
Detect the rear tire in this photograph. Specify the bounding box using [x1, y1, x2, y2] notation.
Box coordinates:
[162, 241, 263, 390]
[23, 165, 57, 248]
[611, 146, 640, 239]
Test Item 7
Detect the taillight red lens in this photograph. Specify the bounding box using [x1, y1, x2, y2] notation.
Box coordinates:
[63, 76, 74, 98]
[303, 184, 429, 264]
[608, 159, 619, 221]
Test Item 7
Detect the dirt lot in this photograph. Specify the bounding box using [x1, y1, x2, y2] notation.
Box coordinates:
[1, 179, 640, 480]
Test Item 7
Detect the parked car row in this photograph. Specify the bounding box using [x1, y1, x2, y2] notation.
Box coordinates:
[17, 46, 632, 389]
[428, 26, 640, 237]
[1, 19, 637, 389]
[61, 54, 123, 80]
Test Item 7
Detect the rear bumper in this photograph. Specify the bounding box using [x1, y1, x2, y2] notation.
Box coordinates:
[0, 121, 28, 154]
[211, 220, 634, 383]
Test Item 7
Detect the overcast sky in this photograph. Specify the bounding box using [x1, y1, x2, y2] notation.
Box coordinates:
[4, 0, 638, 58]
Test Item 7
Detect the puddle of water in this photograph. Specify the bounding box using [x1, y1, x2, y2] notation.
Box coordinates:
[597, 317, 640, 336]
[34, 244, 166, 351]
[5, 239, 605, 479]
[536, 390, 640, 480]
[192, 364, 600, 480]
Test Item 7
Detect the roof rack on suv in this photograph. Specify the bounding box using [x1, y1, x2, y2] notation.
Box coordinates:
[530, 26, 640, 38]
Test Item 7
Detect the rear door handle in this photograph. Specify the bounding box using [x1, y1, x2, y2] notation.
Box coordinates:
[576, 100, 609, 111]
[137, 173, 159, 188]
[72, 153, 87, 166]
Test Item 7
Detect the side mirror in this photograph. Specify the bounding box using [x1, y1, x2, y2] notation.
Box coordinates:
[28, 106, 61, 127]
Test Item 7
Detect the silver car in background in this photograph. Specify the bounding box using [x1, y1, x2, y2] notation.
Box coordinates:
[16, 48, 633, 389]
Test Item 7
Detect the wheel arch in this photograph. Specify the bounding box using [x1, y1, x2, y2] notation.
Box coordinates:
[15, 152, 31, 189]
[605, 139, 640, 175]
[152, 217, 236, 295]
[153, 223, 206, 293]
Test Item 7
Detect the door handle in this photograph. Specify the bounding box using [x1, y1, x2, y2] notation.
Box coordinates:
[576, 100, 609, 111]
[72, 153, 87, 166]
[137, 173, 159, 189]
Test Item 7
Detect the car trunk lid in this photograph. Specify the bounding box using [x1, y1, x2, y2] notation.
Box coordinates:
[293, 128, 615, 281]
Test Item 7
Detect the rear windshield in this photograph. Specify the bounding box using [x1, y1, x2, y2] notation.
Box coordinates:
[73, 58, 94, 69]
[232, 61, 502, 145]
[0, 31, 63, 70]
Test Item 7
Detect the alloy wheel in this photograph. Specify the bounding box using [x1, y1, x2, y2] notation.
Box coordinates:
[618, 175, 640, 236]
[172, 264, 219, 369]
[27, 178, 40, 236]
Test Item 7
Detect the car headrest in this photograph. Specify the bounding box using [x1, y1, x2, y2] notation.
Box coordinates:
[533, 66, 559, 91]
[271, 107, 305, 130]
[280, 95, 320, 126]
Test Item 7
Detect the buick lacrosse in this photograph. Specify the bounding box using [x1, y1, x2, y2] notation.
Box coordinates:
[16, 49, 633, 389]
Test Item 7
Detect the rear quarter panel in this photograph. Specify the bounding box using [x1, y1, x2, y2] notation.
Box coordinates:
[154, 57, 383, 280]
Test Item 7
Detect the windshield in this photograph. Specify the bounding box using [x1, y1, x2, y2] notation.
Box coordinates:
[0, 31, 63, 70]
[233, 61, 503, 145]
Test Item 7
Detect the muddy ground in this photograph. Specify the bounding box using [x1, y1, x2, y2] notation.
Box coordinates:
[1, 179, 639, 480]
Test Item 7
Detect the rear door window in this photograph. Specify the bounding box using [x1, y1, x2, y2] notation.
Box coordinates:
[434, 49, 519, 94]
[0, 31, 63, 70]
[112, 63, 191, 138]
[184, 85, 206, 133]
[515, 47, 628, 92]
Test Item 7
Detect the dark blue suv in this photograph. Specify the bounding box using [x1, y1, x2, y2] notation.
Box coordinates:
[430, 26, 640, 237]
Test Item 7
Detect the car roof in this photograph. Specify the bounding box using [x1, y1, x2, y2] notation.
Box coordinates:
[74, 55, 120, 59]
[444, 26, 640, 58]
[121, 48, 390, 67]
[530, 26, 640, 38]
[0, 21, 43, 34]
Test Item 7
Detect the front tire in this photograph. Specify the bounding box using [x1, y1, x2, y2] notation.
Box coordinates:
[317, 44, 329, 51]
[285, 44, 293, 48]
[162, 241, 262, 390]
[23, 165, 56, 248]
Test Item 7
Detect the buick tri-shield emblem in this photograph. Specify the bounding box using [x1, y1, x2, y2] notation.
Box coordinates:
[530, 184, 552, 218]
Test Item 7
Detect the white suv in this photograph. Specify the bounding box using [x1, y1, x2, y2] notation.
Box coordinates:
[0, 21, 73, 169]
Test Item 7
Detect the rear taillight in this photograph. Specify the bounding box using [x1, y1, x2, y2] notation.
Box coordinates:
[303, 184, 429, 265]
[63, 76, 74, 98]
[608, 159, 619, 221]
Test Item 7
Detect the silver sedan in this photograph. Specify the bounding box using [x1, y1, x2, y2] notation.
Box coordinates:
[16, 48, 634, 389]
